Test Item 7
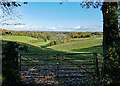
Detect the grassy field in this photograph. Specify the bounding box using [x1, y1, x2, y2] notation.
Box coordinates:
[1, 36, 49, 47]
[2, 36, 103, 85]
[32, 41, 49, 46]
[2, 36, 103, 54]
[1, 36, 38, 42]
[48, 37, 103, 54]
[2, 36, 103, 60]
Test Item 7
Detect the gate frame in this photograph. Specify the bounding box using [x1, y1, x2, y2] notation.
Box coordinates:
[19, 52, 99, 85]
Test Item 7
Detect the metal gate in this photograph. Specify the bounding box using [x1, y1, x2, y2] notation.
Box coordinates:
[19, 53, 99, 86]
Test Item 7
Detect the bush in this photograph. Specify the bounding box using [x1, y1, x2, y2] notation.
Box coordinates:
[54, 41, 59, 45]
[2, 41, 20, 85]
[86, 34, 92, 37]
[18, 45, 28, 52]
[48, 41, 54, 46]
[48, 41, 59, 46]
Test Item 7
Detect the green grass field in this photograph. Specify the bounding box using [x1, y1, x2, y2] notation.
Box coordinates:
[48, 37, 103, 54]
[1, 36, 38, 42]
[2, 35, 103, 85]
[32, 41, 50, 46]
[2, 36, 103, 54]
[1, 36, 49, 47]
[2, 36, 103, 60]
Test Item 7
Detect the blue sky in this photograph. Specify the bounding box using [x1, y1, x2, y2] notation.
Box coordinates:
[1, 2, 103, 32]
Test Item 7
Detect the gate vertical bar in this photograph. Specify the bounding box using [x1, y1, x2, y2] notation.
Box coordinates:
[56, 54, 59, 85]
[20, 54, 22, 72]
[16, 54, 18, 70]
[95, 53, 99, 77]
[19, 54, 22, 86]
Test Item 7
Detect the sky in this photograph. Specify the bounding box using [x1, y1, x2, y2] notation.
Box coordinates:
[0, 2, 103, 32]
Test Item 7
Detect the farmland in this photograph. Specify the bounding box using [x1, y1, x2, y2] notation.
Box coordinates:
[2, 36, 38, 42]
[1, 35, 103, 54]
[48, 37, 103, 54]
[2, 32, 103, 85]
[1, 36, 49, 47]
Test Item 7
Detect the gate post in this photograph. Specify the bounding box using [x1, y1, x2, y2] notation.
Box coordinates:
[94, 53, 99, 77]
[19, 54, 22, 86]
[20, 54, 22, 72]
[56, 54, 59, 85]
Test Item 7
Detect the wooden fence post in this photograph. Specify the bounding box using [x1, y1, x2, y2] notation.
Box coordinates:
[95, 53, 99, 77]
[20, 54, 22, 72]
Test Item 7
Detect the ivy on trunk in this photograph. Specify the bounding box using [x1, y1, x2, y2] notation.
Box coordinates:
[102, 2, 120, 85]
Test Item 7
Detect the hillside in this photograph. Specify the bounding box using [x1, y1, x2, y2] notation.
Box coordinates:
[2, 36, 38, 42]
[1, 35, 103, 54]
[48, 37, 103, 54]
[1, 36, 49, 47]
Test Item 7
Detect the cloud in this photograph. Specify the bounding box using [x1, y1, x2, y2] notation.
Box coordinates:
[47, 26, 73, 32]
[81, 25, 102, 29]
[74, 26, 80, 29]
[0, 24, 103, 32]
[50, 27, 56, 30]
[0, 25, 41, 31]
[73, 25, 103, 32]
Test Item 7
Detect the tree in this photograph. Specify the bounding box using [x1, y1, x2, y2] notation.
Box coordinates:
[47, 34, 53, 40]
[101, 2, 120, 85]
[2, 42, 20, 85]
[0, 0, 27, 25]
[66, 35, 71, 42]
[80, 0, 120, 84]
[53, 33, 67, 43]
[34, 32, 38, 38]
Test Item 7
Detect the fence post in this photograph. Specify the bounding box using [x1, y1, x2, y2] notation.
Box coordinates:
[20, 54, 22, 72]
[95, 53, 99, 77]
[16, 54, 19, 70]
[56, 54, 59, 85]
[19, 54, 22, 86]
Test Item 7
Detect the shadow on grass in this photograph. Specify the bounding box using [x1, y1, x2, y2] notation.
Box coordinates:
[2, 41, 101, 86]
[2, 40, 68, 55]
[41, 45, 48, 48]
[71, 45, 103, 54]
[2, 40, 103, 60]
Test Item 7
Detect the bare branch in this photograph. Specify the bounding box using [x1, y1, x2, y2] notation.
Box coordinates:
[0, 0, 27, 26]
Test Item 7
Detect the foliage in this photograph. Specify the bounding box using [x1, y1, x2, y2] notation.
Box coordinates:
[68, 32, 102, 38]
[42, 36, 48, 42]
[66, 35, 71, 42]
[2, 29, 103, 41]
[0, 0, 27, 25]
[78, 1, 120, 85]
[2, 41, 28, 85]
[47, 34, 53, 40]
[1, 1, 120, 85]
[101, 2, 120, 85]
[2, 41, 20, 85]
[48, 41, 59, 46]
[52, 33, 67, 43]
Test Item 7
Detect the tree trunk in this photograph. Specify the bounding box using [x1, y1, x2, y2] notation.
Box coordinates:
[102, 2, 118, 58]
[102, 2, 120, 84]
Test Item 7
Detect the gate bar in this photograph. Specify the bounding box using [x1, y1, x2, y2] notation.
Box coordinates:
[94, 53, 99, 77]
